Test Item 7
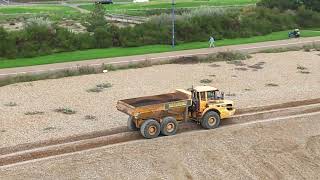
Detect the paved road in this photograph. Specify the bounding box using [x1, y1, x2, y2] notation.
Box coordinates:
[0, 37, 320, 78]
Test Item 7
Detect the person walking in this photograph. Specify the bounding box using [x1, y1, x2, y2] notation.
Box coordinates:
[209, 36, 215, 48]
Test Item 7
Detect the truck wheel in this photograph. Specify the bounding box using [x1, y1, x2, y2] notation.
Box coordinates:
[127, 116, 138, 131]
[160, 116, 178, 136]
[140, 119, 160, 139]
[201, 111, 220, 129]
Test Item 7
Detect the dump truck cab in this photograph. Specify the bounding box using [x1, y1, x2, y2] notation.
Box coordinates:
[190, 86, 235, 120]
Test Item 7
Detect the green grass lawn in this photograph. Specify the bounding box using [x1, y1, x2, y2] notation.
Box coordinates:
[80, 0, 258, 16]
[82, 0, 258, 10]
[0, 29, 319, 69]
[0, 5, 79, 15]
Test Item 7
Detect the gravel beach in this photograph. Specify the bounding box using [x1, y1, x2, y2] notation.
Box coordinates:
[1, 51, 320, 148]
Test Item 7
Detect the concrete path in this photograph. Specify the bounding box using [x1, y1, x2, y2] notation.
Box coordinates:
[0, 37, 320, 78]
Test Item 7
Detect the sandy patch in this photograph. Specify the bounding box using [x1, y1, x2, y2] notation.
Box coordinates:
[1, 112, 319, 179]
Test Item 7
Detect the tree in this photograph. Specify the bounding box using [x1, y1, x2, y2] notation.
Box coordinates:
[86, 4, 108, 32]
[303, 0, 320, 12]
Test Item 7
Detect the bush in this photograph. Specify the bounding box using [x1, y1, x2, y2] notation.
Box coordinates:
[258, 0, 320, 12]
[94, 27, 112, 48]
[296, 7, 320, 27]
[303, 0, 320, 12]
[0, 27, 17, 58]
[257, 0, 302, 11]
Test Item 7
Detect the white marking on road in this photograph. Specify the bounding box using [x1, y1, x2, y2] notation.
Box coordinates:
[235, 110, 320, 127]
[232, 102, 320, 118]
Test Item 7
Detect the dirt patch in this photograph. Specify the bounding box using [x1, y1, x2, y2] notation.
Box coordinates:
[58, 20, 87, 34]
[1, 113, 319, 179]
[1, 21, 24, 31]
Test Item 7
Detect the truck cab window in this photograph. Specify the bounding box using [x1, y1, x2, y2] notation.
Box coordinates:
[207, 91, 215, 100]
[200, 92, 206, 101]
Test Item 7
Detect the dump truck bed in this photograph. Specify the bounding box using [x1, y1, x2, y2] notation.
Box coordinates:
[117, 90, 191, 117]
[121, 92, 189, 107]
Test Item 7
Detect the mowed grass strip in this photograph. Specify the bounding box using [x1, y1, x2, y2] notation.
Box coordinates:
[80, 0, 258, 12]
[0, 5, 79, 15]
[0, 30, 320, 69]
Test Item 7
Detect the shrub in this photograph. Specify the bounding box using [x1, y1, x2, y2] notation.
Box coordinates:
[200, 79, 213, 84]
[4, 102, 17, 107]
[216, 51, 251, 61]
[85, 115, 97, 120]
[54, 107, 76, 115]
[25, 111, 45, 115]
[257, 0, 302, 11]
[96, 83, 112, 89]
[94, 27, 112, 48]
[296, 7, 320, 27]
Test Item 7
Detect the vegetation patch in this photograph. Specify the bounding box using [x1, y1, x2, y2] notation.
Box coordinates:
[259, 47, 302, 53]
[248, 62, 265, 70]
[265, 83, 279, 87]
[217, 52, 251, 61]
[87, 82, 112, 93]
[235, 67, 248, 71]
[171, 56, 200, 64]
[54, 107, 77, 115]
[96, 83, 112, 88]
[25, 111, 45, 115]
[4, 102, 17, 107]
[227, 60, 247, 66]
[43, 127, 56, 131]
[297, 64, 311, 74]
[87, 87, 104, 93]
[208, 64, 221, 67]
[200, 79, 213, 84]
[299, 70, 311, 74]
[297, 64, 307, 70]
[1, 129, 6, 133]
[85, 115, 97, 120]
[260, 43, 320, 54]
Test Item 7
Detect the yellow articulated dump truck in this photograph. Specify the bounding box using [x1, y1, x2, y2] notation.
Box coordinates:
[117, 86, 235, 139]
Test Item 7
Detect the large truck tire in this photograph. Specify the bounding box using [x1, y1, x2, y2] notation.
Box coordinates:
[140, 119, 161, 139]
[127, 116, 138, 131]
[201, 111, 220, 129]
[160, 116, 178, 136]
